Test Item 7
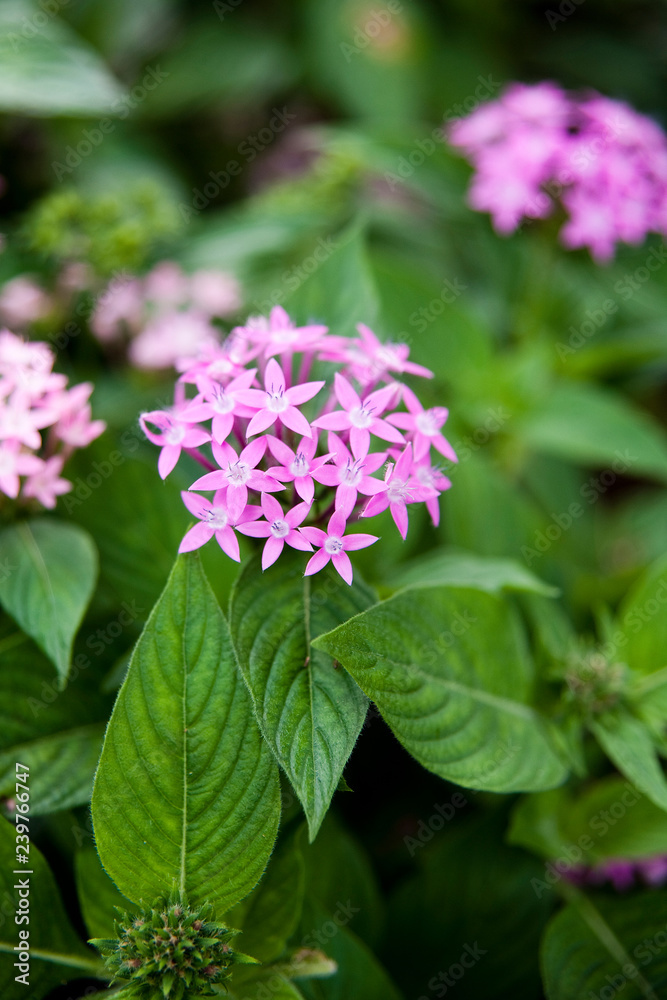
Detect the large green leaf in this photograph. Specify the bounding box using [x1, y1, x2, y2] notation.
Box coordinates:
[75, 844, 135, 940]
[615, 554, 667, 676]
[541, 890, 667, 1000]
[515, 381, 667, 482]
[0, 620, 107, 751]
[590, 712, 667, 813]
[0, 817, 102, 999]
[92, 553, 281, 913]
[0, 723, 104, 815]
[229, 553, 374, 839]
[391, 549, 558, 596]
[0, 0, 124, 116]
[314, 586, 568, 793]
[285, 226, 379, 339]
[0, 518, 97, 680]
[228, 835, 305, 963]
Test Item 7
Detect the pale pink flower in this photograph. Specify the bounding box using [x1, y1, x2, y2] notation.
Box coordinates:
[189, 438, 282, 520]
[182, 368, 257, 444]
[22, 456, 71, 508]
[387, 385, 457, 462]
[0, 276, 51, 328]
[313, 373, 404, 458]
[140, 410, 210, 479]
[237, 357, 324, 438]
[266, 434, 332, 505]
[0, 441, 42, 499]
[361, 444, 436, 539]
[302, 510, 378, 585]
[312, 432, 387, 517]
[237, 494, 313, 569]
[189, 270, 241, 315]
[179, 490, 261, 560]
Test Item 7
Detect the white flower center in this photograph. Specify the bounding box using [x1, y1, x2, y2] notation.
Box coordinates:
[226, 461, 250, 485]
[270, 519, 289, 538]
[165, 423, 186, 445]
[375, 345, 401, 368]
[416, 465, 434, 487]
[387, 479, 410, 503]
[290, 453, 309, 476]
[267, 388, 288, 413]
[206, 507, 229, 530]
[324, 536, 344, 555]
[349, 405, 373, 429]
[211, 388, 235, 414]
[340, 460, 362, 487]
[415, 410, 439, 436]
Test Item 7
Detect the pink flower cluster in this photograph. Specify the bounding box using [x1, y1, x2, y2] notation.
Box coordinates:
[0, 330, 105, 508]
[91, 261, 242, 370]
[140, 307, 455, 584]
[565, 855, 667, 892]
[448, 81, 667, 262]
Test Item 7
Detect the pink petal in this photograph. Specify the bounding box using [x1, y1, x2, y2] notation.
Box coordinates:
[285, 501, 311, 527]
[262, 535, 284, 570]
[342, 532, 378, 550]
[280, 406, 312, 437]
[261, 492, 283, 521]
[158, 444, 181, 479]
[334, 372, 361, 411]
[370, 418, 405, 445]
[312, 466, 339, 487]
[294, 476, 315, 504]
[361, 493, 389, 518]
[227, 485, 248, 521]
[395, 444, 414, 480]
[349, 427, 370, 460]
[391, 502, 409, 540]
[300, 526, 328, 545]
[286, 380, 325, 405]
[181, 490, 212, 518]
[366, 381, 400, 414]
[241, 436, 267, 468]
[237, 521, 272, 537]
[190, 470, 227, 491]
[216, 526, 240, 561]
[286, 530, 313, 552]
[251, 471, 284, 492]
[235, 388, 267, 407]
[329, 509, 347, 537]
[246, 409, 278, 436]
[304, 548, 331, 577]
[179, 522, 214, 552]
[332, 551, 353, 585]
[211, 413, 234, 443]
[267, 435, 294, 465]
[264, 358, 286, 393]
[313, 412, 351, 432]
[433, 436, 458, 463]
[336, 484, 358, 518]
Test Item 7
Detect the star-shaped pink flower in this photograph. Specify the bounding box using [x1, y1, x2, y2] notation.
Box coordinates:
[360, 444, 436, 540]
[237, 494, 313, 569]
[348, 324, 434, 384]
[313, 373, 404, 459]
[0, 441, 43, 499]
[189, 437, 282, 520]
[182, 368, 257, 444]
[22, 456, 71, 509]
[301, 510, 378, 585]
[387, 386, 458, 462]
[265, 434, 332, 505]
[312, 432, 387, 518]
[236, 358, 324, 438]
[412, 454, 452, 526]
[140, 409, 211, 479]
[178, 490, 261, 559]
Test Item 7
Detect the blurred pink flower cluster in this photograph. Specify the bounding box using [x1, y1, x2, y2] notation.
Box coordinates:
[566, 855, 667, 892]
[448, 81, 667, 262]
[140, 307, 455, 584]
[92, 261, 242, 369]
[0, 330, 105, 508]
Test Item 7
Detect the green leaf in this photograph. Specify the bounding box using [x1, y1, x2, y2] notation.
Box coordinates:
[75, 844, 135, 939]
[541, 889, 667, 1000]
[0, 518, 98, 680]
[0, 817, 103, 999]
[0, 723, 104, 815]
[297, 901, 402, 1000]
[391, 549, 559, 596]
[229, 553, 374, 839]
[230, 968, 306, 1000]
[0, 620, 107, 752]
[228, 835, 306, 963]
[314, 586, 568, 793]
[615, 553, 667, 676]
[92, 553, 281, 912]
[510, 777, 667, 864]
[515, 381, 667, 482]
[285, 226, 379, 339]
[0, 0, 124, 116]
[590, 711, 667, 813]
[302, 816, 384, 949]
